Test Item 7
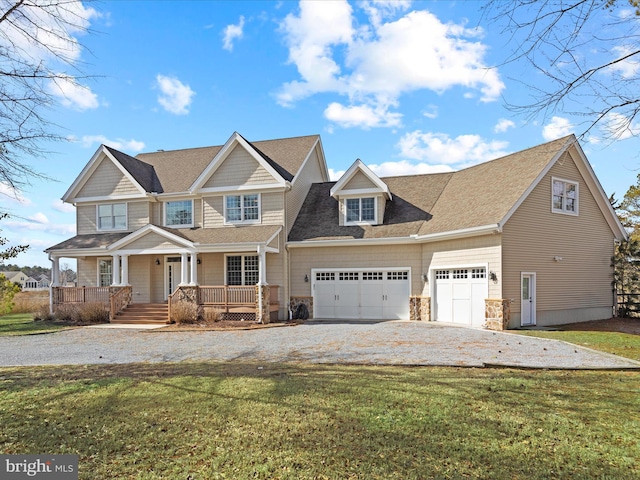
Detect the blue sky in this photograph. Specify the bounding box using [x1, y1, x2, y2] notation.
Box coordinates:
[1, 0, 639, 268]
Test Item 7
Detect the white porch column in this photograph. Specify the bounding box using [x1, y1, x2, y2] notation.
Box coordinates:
[112, 254, 121, 286]
[189, 253, 198, 285]
[121, 254, 130, 285]
[179, 252, 189, 285]
[50, 256, 60, 287]
[257, 245, 267, 286]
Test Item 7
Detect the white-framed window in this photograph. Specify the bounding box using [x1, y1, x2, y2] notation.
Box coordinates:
[97, 203, 127, 231]
[224, 194, 260, 224]
[552, 178, 578, 215]
[165, 200, 193, 227]
[98, 258, 112, 287]
[226, 254, 259, 285]
[345, 197, 376, 224]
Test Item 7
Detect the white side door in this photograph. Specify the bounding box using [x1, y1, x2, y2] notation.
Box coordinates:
[165, 257, 182, 299]
[521, 273, 536, 326]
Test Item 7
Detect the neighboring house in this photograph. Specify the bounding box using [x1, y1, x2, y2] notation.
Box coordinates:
[0, 271, 28, 289]
[46, 133, 627, 329]
[23, 274, 51, 291]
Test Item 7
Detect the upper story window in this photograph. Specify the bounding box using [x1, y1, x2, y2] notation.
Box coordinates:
[346, 197, 376, 224]
[225, 194, 260, 224]
[97, 203, 126, 231]
[552, 178, 578, 215]
[165, 200, 193, 227]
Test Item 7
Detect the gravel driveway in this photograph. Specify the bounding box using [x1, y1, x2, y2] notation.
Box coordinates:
[1, 320, 639, 369]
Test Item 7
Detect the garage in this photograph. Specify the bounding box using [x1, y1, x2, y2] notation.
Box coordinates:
[433, 267, 488, 327]
[312, 269, 411, 320]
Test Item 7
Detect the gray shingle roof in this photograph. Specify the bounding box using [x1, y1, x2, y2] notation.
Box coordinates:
[289, 136, 572, 242]
[46, 232, 130, 251]
[104, 146, 163, 193]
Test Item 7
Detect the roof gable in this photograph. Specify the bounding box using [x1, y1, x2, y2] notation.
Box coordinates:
[330, 159, 391, 200]
[109, 225, 195, 252]
[63, 145, 150, 203]
[201, 143, 281, 189]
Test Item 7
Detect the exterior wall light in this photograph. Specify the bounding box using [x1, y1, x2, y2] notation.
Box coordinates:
[304, 274, 309, 283]
[489, 271, 498, 283]
[155, 258, 161, 265]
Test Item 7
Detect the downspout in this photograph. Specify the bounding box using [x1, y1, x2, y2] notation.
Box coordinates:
[48, 254, 54, 316]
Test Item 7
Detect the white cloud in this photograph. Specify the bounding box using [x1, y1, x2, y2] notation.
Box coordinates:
[4, 214, 75, 236]
[494, 118, 515, 133]
[369, 160, 453, 177]
[0, 182, 32, 206]
[542, 116, 574, 141]
[324, 102, 402, 128]
[601, 112, 640, 140]
[397, 131, 510, 165]
[423, 105, 438, 119]
[360, 0, 411, 28]
[156, 74, 195, 115]
[277, 3, 504, 128]
[609, 45, 640, 79]
[48, 75, 99, 110]
[222, 16, 245, 51]
[328, 168, 346, 181]
[80, 135, 145, 152]
[52, 199, 76, 213]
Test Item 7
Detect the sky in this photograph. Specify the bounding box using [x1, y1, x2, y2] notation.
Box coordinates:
[1, 0, 639, 268]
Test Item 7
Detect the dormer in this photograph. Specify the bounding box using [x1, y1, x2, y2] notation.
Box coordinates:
[330, 159, 391, 226]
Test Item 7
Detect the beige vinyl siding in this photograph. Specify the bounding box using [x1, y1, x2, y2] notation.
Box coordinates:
[124, 232, 184, 251]
[502, 151, 616, 327]
[77, 205, 95, 234]
[76, 201, 150, 234]
[203, 145, 276, 188]
[194, 198, 203, 228]
[128, 201, 151, 231]
[286, 148, 323, 232]
[377, 196, 386, 224]
[200, 253, 225, 285]
[150, 260, 165, 303]
[76, 159, 141, 198]
[289, 244, 422, 297]
[423, 235, 502, 299]
[77, 257, 98, 287]
[261, 192, 284, 225]
[343, 171, 377, 190]
[203, 196, 224, 228]
[129, 256, 151, 303]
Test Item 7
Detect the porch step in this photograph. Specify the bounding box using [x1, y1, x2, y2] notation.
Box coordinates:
[112, 303, 170, 324]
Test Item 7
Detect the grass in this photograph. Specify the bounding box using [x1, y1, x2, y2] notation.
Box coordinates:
[0, 313, 68, 336]
[515, 330, 640, 362]
[0, 363, 638, 479]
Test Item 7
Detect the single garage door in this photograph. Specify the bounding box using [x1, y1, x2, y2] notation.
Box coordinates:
[433, 268, 487, 327]
[313, 269, 410, 320]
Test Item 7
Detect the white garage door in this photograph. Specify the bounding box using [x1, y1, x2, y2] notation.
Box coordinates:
[434, 268, 487, 327]
[313, 269, 410, 320]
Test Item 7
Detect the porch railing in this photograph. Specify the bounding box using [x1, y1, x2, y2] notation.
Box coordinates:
[52, 286, 111, 305]
[110, 286, 132, 321]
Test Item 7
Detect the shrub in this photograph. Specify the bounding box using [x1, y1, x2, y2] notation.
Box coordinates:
[32, 303, 54, 322]
[202, 307, 224, 323]
[53, 302, 109, 325]
[13, 291, 49, 314]
[0, 274, 21, 315]
[171, 301, 199, 324]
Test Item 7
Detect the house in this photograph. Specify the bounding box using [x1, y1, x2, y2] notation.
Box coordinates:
[23, 274, 51, 291]
[46, 133, 627, 329]
[0, 271, 28, 289]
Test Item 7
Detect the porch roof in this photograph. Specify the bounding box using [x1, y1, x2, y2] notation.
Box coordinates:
[45, 232, 130, 251]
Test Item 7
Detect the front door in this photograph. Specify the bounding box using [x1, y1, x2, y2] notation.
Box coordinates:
[521, 273, 536, 326]
[165, 257, 182, 299]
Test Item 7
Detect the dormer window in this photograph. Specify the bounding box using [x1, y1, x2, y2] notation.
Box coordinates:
[225, 194, 260, 224]
[165, 200, 193, 227]
[552, 178, 578, 215]
[346, 197, 376, 223]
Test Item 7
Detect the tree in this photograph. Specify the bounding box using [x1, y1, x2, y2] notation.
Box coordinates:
[0, 0, 94, 193]
[0, 272, 21, 314]
[617, 173, 640, 240]
[0, 213, 27, 261]
[484, 0, 640, 140]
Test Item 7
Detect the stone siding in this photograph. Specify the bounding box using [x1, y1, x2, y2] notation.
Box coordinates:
[256, 284, 271, 324]
[484, 299, 511, 331]
[409, 296, 431, 321]
[290, 296, 313, 320]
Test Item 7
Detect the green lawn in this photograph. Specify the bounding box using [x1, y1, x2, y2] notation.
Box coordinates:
[0, 363, 638, 479]
[515, 330, 640, 362]
[0, 313, 68, 336]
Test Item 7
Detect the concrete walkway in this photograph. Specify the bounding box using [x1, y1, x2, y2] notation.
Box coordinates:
[1, 320, 638, 369]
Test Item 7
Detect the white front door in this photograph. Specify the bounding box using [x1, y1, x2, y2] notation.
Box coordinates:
[165, 257, 182, 299]
[521, 273, 536, 326]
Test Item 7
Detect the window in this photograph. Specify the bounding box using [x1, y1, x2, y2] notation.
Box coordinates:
[97, 203, 126, 230]
[552, 178, 578, 215]
[345, 197, 376, 223]
[165, 200, 193, 227]
[225, 194, 260, 223]
[98, 259, 112, 287]
[316, 272, 335, 281]
[226, 255, 259, 285]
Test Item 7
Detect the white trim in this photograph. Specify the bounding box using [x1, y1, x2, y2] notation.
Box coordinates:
[198, 183, 286, 195]
[96, 202, 128, 232]
[223, 193, 261, 225]
[109, 225, 195, 251]
[71, 193, 147, 203]
[290, 137, 330, 185]
[344, 197, 377, 225]
[551, 176, 579, 216]
[520, 272, 537, 326]
[330, 159, 391, 200]
[164, 199, 195, 228]
[97, 257, 113, 288]
[336, 188, 384, 197]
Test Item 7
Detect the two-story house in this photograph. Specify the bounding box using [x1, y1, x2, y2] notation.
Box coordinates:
[47, 132, 627, 329]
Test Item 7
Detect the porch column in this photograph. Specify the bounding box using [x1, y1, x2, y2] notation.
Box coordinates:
[179, 252, 189, 285]
[121, 254, 130, 286]
[189, 253, 198, 286]
[50, 256, 60, 287]
[257, 245, 267, 286]
[112, 254, 121, 286]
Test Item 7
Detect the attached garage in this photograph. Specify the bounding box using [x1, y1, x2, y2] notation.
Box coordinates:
[433, 267, 488, 327]
[312, 268, 410, 320]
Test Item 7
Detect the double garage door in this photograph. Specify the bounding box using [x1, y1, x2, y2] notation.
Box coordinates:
[313, 269, 410, 320]
[433, 267, 487, 327]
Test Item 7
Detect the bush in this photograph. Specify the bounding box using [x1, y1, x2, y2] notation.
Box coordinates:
[53, 302, 109, 325]
[202, 307, 224, 323]
[171, 301, 199, 324]
[32, 303, 54, 322]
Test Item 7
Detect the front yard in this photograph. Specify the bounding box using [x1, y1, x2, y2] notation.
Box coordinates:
[0, 363, 638, 479]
